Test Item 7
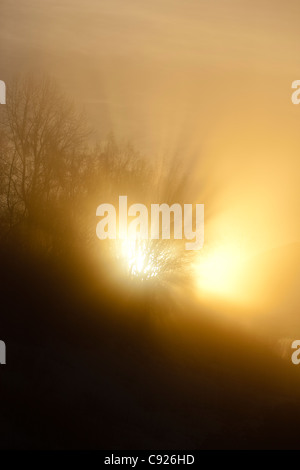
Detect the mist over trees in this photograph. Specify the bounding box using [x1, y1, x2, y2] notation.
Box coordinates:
[0, 77, 87, 243]
[0, 76, 198, 283]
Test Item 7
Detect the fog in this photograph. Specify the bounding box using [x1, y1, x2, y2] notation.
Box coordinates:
[1, 0, 300, 449]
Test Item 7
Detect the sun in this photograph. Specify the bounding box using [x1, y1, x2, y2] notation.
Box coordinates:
[113, 237, 183, 282]
[194, 243, 245, 300]
[118, 238, 160, 280]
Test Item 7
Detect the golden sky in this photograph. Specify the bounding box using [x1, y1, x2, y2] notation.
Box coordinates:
[1, 0, 300, 255]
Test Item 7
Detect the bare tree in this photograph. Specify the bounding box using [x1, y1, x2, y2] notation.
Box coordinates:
[0, 76, 88, 242]
[0, 76, 198, 286]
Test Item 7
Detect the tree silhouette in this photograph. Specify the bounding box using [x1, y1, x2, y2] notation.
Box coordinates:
[0, 76, 88, 245]
[0, 76, 197, 284]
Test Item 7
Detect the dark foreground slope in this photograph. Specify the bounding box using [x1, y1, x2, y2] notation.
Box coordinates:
[0, 245, 300, 449]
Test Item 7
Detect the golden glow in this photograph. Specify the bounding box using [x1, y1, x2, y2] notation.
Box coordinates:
[117, 238, 159, 280]
[11, 0, 298, 337]
[194, 242, 247, 301]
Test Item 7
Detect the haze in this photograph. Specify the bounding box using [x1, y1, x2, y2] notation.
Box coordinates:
[1, 0, 300, 333]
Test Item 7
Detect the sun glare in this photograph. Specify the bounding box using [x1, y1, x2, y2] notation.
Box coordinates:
[194, 243, 246, 300]
[118, 239, 160, 280]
